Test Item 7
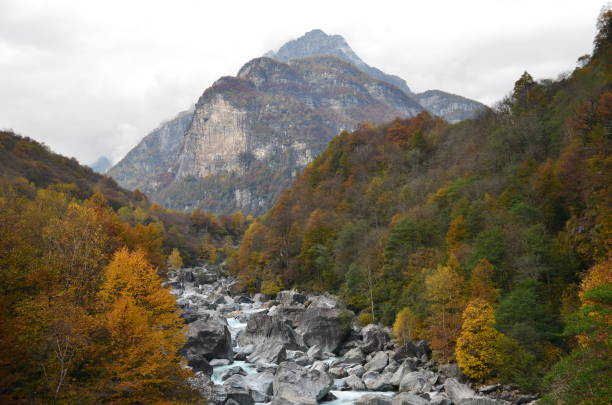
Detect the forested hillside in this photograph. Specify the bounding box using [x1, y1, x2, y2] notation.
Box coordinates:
[0, 131, 249, 402]
[232, 10, 612, 401]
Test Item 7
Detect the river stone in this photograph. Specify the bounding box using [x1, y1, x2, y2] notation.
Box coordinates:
[238, 312, 300, 349]
[220, 366, 247, 381]
[247, 340, 287, 365]
[273, 361, 333, 405]
[390, 358, 418, 386]
[182, 346, 213, 375]
[222, 375, 255, 405]
[311, 360, 329, 374]
[184, 312, 233, 361]
[361, 324, 389, 354]
[392, 392, 430, 405]
[268, 305, 307, 327]
[458, 398, 506, 405]
[444, 378, 476, 403]
[243, 371, 274, 402]
[328, 366, 347, 378]
[306, 344, 323, 361]
[430, 396, 452, 405]
[363, 370, 394, 391]
[355, 394, 393, 405]
[277, 290, 307, 306]
[347, 364, 366, 377]
[393, 340, 432, 362]
[307, 294, 339, 309]
[365, 351, 389, 372]
[342, 374, 364, 391]
[334, 347, 365, 366]
[399, 371, 433, 393]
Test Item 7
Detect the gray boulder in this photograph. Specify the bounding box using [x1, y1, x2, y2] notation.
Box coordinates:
[355, 394, 393, 405]
[267, 306, 307, 327]
[458, 398, 506, 405]
[238, 312, 300, 349]
[334, 347, 365, 366]
[277, 290, 307, 306]
[183, 346, 213, 375]
[184, 312, 233, 361]
[247, 340, 287, 365]
[365, 351, 389, 372]
[392, 392, 430, 405]
[444, 378, 475, 403]
[430, 395, 452, 405]
[222, 375, 255, 405]
[363, 371, 394, 391]
[273, 361, 333, 404]
[390, 358, 418, 387]
[295, 308, 351, 353]
[328, 366, 348, 379]
[344, 374, 366, 390]
[399, 371, 433, 393]
[220, 366, 247, 381]
[347, 364, 366, 377]
[306, 344, 323, 361]
[307, 294, 339, 309]
[244, 371, 274, 402]
[361, 324, 389, 354]
[393, 341, 431, 362]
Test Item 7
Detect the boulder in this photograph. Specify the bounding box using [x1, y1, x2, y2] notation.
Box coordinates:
[222, 375, 255, 405]
[220, 366, 247, 381]
[344, 374, 366, 390]
[393, 341, 431, 362]
[253, 293, 269, 303]
[247, 340, 287, 365]
[184, 312, 233, 361]
[306, 294, 339, 309]
[273, 361, 333, 405]
[399, 371, 433, 393]
[347, 364, 366, 377]
[361, 324, 389, 354]
[235, 295, 253, 304]
[306, 344, 323, 361]
[328, 366, 347, 379]
[311, 360, 329, 374]
[268, 306, 307, 327]
[438, 363, 467, 383]
[244, 371, 274, 402]
[430, 395, 452, 405]
[392, 392, 430, 405]
[444, 378, 475, 403]
[458, 398, 506, 405]
[333, 347, 365, 366]
[355, 394, 393, 405]
[238, 312, 300, 349]
[390, 358, 418, 387]
[363, 371, 394, 391]
[183, 346, 213, 375]
[365, 351, 389, 372]
[277, 290, 307, 306]
[295, 308, 351, 353]
[179, 270, 195, 283]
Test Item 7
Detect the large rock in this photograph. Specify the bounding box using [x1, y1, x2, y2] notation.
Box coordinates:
[392, 392, 430, 405]
[247, 340, 287, 365]
[244, 371, 275, 402]
[220, 375, 255, 405]
[361, 324, 389, 354]
[183, 346, 213, 375]
[365, 351, 389, 372]
[390, 358, 418, 386]
[444, 378, 476, 403]
[277, 290, 307, 306]
[363, 371, 394, 391]
[238, 312, 300, 349]
[333, 347, 365, 366]
[355, 394, 393, 405]
[306, 294, 340, 309]
[457, 398, 506, 405]
[393, 341, 431, 362]
[268, 305, 306, 327]
[295, 308, 351, 353]
[184, 312, 233, 361]
[344, 374, 366, 390]
[273, 361, 333, 405]
[399, 370, 434, 393]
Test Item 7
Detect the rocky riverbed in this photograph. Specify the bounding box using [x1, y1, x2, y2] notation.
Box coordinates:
[168, 267, 536, 405]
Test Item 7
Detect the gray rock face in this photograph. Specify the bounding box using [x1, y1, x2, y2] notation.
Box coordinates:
[344, 374, 366, 390]
[355, 394, 393, 405]
[363, 370, 394, 391]
[393, 341, 431, 362]
[334, 347, 365, 366]
[399, 370, 434, 393]
[415, 90, 487, 123]
[361, 324, 389, 354]
[238, 312, 300, 349]
[272, 361, 333, 405]
[295, 308, 350, 353]
[444, 378, 476, 403]
[392, 392, 430, 405]
[184, 312, 233, 361]
[277, 290, 308, 306]
[243, 371, 274, 402]
[247, 341, 287, 365]
[365, 351, 389, 372]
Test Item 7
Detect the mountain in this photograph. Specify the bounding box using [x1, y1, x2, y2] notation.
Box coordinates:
[89, 155, 112, 173]
[109, 29, 486, 215]
[265, 29, 487, 123]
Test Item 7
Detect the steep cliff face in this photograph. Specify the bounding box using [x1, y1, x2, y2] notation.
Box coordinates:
[108, 107, 193, 195]
[109, 29, 487, 215]
[415, 90, 487, 123]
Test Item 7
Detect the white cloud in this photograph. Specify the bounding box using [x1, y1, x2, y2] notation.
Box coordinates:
[0, 0, 604, 164]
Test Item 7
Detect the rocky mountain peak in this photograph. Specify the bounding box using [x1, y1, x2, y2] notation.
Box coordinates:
[266, 29, 413, 95]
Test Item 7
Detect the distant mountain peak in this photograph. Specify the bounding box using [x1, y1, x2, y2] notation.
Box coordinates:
[89, 156, 112, 173]
[265, 29, 413, 95]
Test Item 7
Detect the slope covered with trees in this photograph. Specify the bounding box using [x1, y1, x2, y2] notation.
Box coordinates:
[232, 10, 612, 398]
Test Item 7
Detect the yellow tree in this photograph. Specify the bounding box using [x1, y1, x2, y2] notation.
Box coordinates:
[425, 265, 465, 360]
[470, 258, 500, 303]
[167, 248, 184, 270]
[456, 299, 503, 380]
[393, 307, 419, 344]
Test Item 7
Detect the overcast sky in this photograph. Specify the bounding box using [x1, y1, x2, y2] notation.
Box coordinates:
[0, 1, 605, 165]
